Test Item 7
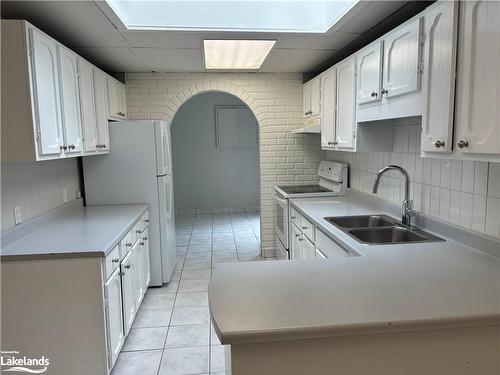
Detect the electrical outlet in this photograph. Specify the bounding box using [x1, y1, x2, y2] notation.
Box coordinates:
[14, 205, 22, 225]
[62, 189, 68, 203]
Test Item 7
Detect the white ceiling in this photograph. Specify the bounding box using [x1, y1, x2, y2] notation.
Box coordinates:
[1, 1, 408, 73]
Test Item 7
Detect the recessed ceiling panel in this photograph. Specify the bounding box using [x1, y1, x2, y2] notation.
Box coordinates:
[260, 49, 337, 73]
[133, 48, 204, 72]
[75, 47, 148, 72]
[275, 32, 359, 50]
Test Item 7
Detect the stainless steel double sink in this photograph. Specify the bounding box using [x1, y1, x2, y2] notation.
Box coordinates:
[324, 214, 444, 245]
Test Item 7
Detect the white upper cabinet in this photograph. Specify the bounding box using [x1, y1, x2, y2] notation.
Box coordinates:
[94, 69, 111, 151]
[58, 46, 83, 154]
[29, 27, 64, 157]
[78, 59, 99, 152]
[421, 1, 458, 154]
[356, 41, 383, 105]
[335, 56, 356, 150]
[382, 17, 423, 98]
[107, 77, 127, 121]
[302, 75, 321, 118]
[454, 0, 500, 159]
[320, 68, 336, 149]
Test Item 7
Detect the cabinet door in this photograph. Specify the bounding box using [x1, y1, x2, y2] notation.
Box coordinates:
[454, 0, 500, 156]
[382, 17, 423, 98]
[357, 41, 383, 105]
[141, 229, 151, 289]
[132, 242, 143, 310]
[321, 69, 337, 149]
[29, 28, 64, 157]
[120, 251, 135, 336]
[302, 81, 311, 118]
[290, 224, 302, 260]
[58, 47, 83, 153]
[302, 237, 316, 260]
[118, 83, 127, 119]
[93, 69, 110, 151]
[309, 76, 321, 117]
[104, 268, 125, 370]
[78, 59, 98, 152]
[421, 1, 458, 154]
[336, 56, 356, 150]
[107, 77, 119, 119]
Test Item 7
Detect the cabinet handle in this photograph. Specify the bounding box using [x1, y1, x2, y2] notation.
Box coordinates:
[298, 238, 304, 242]
[333, 141, 338, 145]
[457, 140, 469, 149]
[291, 216, 296, 219]
[119, 271, 125, 276]
[60, 145, 67, 151]
[112, 258, 120, 263]
[302, 226, 308, 230]
[434, 140, 445, 148]
[370, 91, 378, 97]
[142, 236, 148, 240]
[124, 265, 131, 269]
[136, 229, 142, 234]
[126, 242, 132, 247]
[144, 219, 150, 223]
[101, 144, 107, 149]
[381, 88, 388, 95]
[295, 233, 300, 237]
[139, 242, 145, 246]
[68, 144, 76, 150]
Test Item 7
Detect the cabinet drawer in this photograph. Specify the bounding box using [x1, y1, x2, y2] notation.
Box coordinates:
[300, 216, 315, 241]
[120, 230, 134, 259]
[105, 245, 120, 280]
[290, 207, 300, 226]
[315, 229, 349, 258]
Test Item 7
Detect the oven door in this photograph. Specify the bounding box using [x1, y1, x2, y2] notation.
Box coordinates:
[273, 191, 289, 249]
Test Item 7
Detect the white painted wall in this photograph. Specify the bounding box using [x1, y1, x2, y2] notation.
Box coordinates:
[1, 159, 80, 231]
[125, 72, 325, 256]
[171, 92, 260, 211]
[327, 117, 500, 238]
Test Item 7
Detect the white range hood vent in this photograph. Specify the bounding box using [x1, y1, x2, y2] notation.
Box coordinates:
[292, 117, 321, 134]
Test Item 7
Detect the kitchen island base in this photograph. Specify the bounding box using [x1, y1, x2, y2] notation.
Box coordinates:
[227, 324, 499, 375]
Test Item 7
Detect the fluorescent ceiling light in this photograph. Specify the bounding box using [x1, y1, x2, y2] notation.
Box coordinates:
[204, 40, 276, 70]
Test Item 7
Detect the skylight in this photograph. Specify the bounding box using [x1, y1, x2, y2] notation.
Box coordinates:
[204, 40, 276, 70]
[105, 1, 358, 33]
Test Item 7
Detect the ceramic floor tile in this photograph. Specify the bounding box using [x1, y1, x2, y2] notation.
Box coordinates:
[133, 308, 172, 328]
[171, 306, 210, 326]
[159, 346, 209, 375]
[181, 268, 211, 280]
[122, 327, 168, 352]
[111, 350, 162, 375]
[141, 293, 176, 310]
[165, 324, 209, 348]
[179, 279, 209, 292]
[183, 259, 211, 270]
[147, 280, 179, 294]
[175, 292, 209, 308]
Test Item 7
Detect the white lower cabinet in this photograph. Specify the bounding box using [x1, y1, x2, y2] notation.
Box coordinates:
[302, 237, 316, 260]
[315, 229, 350, 259]
[290, 224, 302, 260]
[104, 268, 125, 369]
[140, 229, 151, 289]
[120, 250, 136, 336]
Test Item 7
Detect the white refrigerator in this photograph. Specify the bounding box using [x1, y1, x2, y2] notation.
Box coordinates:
[83, 120, 176, 286]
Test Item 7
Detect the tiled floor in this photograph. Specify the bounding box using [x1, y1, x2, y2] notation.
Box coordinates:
[111, 212, 265, 375]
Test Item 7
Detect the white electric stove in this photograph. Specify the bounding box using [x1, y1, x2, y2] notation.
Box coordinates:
[273, 161, 348, 259]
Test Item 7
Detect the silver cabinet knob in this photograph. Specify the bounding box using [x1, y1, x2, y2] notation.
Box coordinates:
[139, 242, 145, 246]
[291, 216, 296, 219]
[295, 234, 300, 237]
[124, 264, 131, 269]
[333, 141, 338, 145]
[112, 258, 119, 263]
[327, 141, 334, 145]
[60, 145, 67, 151]
[381, 88, 388, 95]
[298, 238, 304, 242]
[144, 219, 150, 223]
[136, 230, 142, 234]
[434, 140, 445, 148]
[68, 144, 76, 150]
[126, 242, 132, 247]
[302, 226, 308, 230]
[102, 144, 107, 148]
[142, 237, 148, 240]
[370, 91, 378, 97]
[457, 140, 469, 148]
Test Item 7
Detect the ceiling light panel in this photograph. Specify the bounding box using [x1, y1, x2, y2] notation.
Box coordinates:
[203, 40, 276, 70]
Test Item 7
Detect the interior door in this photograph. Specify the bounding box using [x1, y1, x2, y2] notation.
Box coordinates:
[335, 56, 356, 150]
[120, 251, 135, 336]
[29, 27, 64, 157]
[357, 41, 383, 105]
[93, 68, 110, 151]
[454, 0, 500, 155]
[321, 69, 336, 149]
[58, 46, 83, 153]
[382, 17, 423, 98]
[78, 59, 98, 152]
[104, 268, 124, 370]
[421, 1, 458, 154]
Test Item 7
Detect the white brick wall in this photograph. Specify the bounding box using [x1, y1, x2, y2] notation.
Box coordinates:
[328, 117, 500, 239]
[125, 72, 325, 256]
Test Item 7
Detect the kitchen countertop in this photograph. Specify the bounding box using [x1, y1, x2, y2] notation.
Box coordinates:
[209, 194, 500, 345]
[1, 203, 148, 261]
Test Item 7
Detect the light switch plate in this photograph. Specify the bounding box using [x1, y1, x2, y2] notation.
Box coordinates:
[14, 205, 22, 225]
[62, 189, 68, 203]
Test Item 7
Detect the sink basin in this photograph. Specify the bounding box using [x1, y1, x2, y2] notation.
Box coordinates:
[348, 226, 429, 244]
[326, 215, 395, 229]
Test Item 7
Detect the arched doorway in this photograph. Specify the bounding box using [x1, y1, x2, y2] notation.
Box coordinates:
[171, 91, 261, 262]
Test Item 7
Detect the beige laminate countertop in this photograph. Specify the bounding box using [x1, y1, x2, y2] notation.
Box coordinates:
[209, 194, 500, 344]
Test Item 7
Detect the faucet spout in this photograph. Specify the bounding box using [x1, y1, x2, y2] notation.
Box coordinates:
[372, 165, 415, 226]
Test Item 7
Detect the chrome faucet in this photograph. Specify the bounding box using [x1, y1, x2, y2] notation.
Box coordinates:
[372, 165, 416, 227]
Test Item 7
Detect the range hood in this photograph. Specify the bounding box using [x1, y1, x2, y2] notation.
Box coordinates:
[292, 117, 321, 134]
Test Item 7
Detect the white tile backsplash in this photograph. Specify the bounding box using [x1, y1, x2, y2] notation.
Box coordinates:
[328, 119, 500, 239]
